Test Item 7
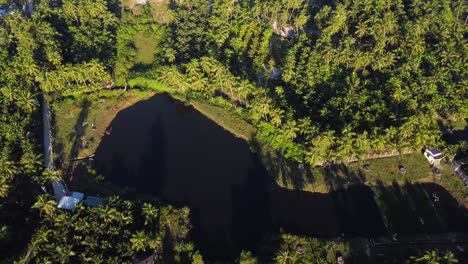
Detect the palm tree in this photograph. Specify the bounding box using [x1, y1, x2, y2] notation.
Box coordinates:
[275, 249, 292, 264]
[0, 179, 10, 198]
[355, 23, 368, 38]
[283, 121, 299, 140]
[32, 227, 52, 245]
[142, 203, 158, 227]
[16, 89, 38, 113]
[130, 231, 148, 252]
[32, 194, 57, 216]
[42, 169, 61, 185]
[411, 250, 458, 264]
[305, 149, 325, 167]
[0, 155, 17, 178]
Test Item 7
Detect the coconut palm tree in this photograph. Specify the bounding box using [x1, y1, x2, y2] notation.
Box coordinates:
[142, 203, 159, 227]
[16, 89, 38, 113]
[0, 179, 10, 198]
[130, 231, 148, 252]
[32, 194, 57, 216]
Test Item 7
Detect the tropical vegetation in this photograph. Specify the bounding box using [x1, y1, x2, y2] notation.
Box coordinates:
[0, 0, 465, 262]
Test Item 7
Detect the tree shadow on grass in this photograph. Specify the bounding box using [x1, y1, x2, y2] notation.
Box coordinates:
[371, 180, 466, 238]
[65, 99, 90, 174]
[323, 163, 368, 192]
[249, 137, 316, 190]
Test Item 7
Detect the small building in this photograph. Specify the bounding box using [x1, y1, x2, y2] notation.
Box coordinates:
[57, 196, 81, 210]
[424, 148, 445, 165]
[83, 195, 106, 207]
[57, 192, 106, 210]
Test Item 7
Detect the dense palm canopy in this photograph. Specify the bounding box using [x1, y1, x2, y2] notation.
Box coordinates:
[0, 0, 465, 262]
[153, 0, 466, 165]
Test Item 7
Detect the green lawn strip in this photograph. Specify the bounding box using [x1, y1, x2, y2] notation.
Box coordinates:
[437, 161, 468, 207]
[190, 101, 256, 141]
[345, 153, 433, 183]
[128, 77, 174, 93]
[260, 149, 436, 193]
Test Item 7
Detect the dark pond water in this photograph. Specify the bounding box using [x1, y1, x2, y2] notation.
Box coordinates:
[94, 94, 467, 260]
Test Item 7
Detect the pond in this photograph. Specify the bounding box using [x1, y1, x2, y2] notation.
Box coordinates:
[94, 93, 467, 260]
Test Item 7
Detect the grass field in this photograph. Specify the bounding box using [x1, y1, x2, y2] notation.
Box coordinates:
[260, 146, 443, 194]
[128, 77, 170, 91]
[52, 90, 154, 170]
[134, 33, 157, 64]
[190, 101, 256, 141]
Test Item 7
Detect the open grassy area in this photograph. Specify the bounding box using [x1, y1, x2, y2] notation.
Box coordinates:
[52, 90, 155, 170]
[190, 101, 256, 141]
[345, 153, 434, 183]
[260, 146, 445, 194]
[437, 161, 468, 207]
[128, 77, 172, 92]
[134, 33, 157, 64]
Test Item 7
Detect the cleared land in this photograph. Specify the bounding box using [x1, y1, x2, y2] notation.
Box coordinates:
[52, 90, 155, 169]
[134, 33, 157, 64]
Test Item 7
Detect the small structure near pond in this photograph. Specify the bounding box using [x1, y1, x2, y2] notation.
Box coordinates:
[0, 4, 8, 15]
[424, 148, 445, 165]
[57, 191, 106, 210]
[399, 165, 406, 174]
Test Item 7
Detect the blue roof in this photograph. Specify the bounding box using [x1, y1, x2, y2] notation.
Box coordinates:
[57, 196, 80, 210]
[429, 148, 441, 155]
[83, 196, 106, 207]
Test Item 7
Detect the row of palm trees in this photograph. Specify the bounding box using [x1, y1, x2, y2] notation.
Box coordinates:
[29, 196, 202, 263]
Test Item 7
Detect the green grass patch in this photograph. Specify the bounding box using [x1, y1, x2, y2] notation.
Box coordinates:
[134, 33, 157, 64]
[128, 77, 172, 92]
[52, 89, 154, 169]
[190, 100, 256, 141]
[346, 153, 433, 183]
[259, 149, 437, 193]
[437, 161, 468, 207]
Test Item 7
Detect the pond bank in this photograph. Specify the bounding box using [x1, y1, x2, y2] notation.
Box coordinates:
[90, 93, 468, 261]
[52, 86, 467, 204]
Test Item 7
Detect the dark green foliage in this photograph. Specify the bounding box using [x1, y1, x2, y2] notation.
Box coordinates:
[0, 18, 43, 261]
[28, 197, 201, 263]
[0, 0, 466, 262]
[155, 0, 466, 166]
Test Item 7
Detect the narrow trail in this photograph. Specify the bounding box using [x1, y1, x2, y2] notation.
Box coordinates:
[42, 96, 68, 202]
